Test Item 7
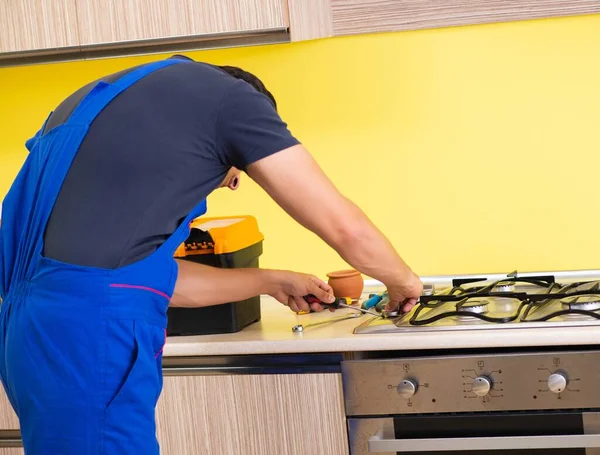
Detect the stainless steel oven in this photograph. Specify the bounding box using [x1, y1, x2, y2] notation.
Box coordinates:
[342, 350, 600, 454]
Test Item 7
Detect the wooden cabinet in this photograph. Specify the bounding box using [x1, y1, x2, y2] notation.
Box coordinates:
[186, 0, 288, 35]
[0, 392, 18, 431]
[0, 371, 348, 454]
[4, 0, 600, 61]
[0, 0, 79, 53]
[156, 373, 349, 455]
[75, 0, 288, 46]
[329, 0, 600, 36]
[288, 0, 333, 41]
[288, 0, 600, 41]
[75, 0, 189, 46]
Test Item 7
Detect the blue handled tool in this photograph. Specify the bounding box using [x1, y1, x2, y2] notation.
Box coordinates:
[362, 293, 384, 310]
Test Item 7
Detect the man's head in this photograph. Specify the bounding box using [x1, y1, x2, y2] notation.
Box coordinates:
[218, 65, 277, 110]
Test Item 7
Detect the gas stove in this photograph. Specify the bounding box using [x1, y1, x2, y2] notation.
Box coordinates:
[355, 270, 600, 334]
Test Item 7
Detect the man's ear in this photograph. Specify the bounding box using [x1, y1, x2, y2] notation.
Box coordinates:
[228, 174, 240, 190]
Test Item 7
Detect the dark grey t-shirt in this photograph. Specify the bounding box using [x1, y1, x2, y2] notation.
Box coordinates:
[42, 55, 299, 268]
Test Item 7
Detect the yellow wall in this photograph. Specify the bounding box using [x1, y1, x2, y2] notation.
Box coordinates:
[1, 14, 600, 279]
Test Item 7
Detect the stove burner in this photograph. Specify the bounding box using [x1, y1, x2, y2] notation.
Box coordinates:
[495, 283, 516, 293]
[459, 299, 490, 315]
[422, 284, 435, 296]
[455, 299, 490, 321]
[560, 295, 600, 312]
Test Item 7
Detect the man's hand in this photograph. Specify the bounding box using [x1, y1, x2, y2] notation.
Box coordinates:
[385, 271, 423, 313]
[268, 271, 335, 313]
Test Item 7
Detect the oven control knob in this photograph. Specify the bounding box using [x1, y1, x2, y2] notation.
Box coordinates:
[472, 376, 492, 397]
[397, 379, 418, 399]
[548, 373, 568, 394]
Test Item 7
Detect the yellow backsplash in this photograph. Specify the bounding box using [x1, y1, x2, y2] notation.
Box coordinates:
[1, 14, 600, 279]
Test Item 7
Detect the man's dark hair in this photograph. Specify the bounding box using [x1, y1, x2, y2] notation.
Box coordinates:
[218, 65, 277, 110]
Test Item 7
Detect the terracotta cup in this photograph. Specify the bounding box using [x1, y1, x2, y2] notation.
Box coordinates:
[326, 269, 364, 301]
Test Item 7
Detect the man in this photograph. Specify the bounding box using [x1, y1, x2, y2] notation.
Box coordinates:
[0, 55, 422, 454]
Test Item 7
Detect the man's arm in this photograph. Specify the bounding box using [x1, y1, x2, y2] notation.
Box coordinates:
[171, 259, 335, 313]
[247, 144, 423, 312]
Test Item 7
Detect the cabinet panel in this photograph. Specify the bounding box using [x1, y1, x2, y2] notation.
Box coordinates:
[76, 0, 192, 45]
[331, 0, 600, 36]
[288, 0, 334, 41]
[0, 0, 79, 53]
[0, 391, 18, 430]
[156, 373, 348, 455]
[76, 0, 288, 46]
[187, 0, 288, 35]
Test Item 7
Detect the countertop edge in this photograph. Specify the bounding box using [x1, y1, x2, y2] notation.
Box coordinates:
[163, 282, 600, 358]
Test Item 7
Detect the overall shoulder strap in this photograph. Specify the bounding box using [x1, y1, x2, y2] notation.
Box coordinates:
[67, 58, 186, 127]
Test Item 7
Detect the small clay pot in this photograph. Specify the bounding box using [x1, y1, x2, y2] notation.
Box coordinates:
[326, 269, 364, 301]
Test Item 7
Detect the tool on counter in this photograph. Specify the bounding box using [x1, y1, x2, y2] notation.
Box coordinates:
[361, 292, 387, 310]
[375, 293, 390, 312]
[303, 295, 381, 317]
[375, 293, 401, 318]
[292, 312, 361, 333]
[362, 292, 400, 318]
[296, 294, 356, 315]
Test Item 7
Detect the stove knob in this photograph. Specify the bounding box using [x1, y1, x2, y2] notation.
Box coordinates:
[472, 376, 492, 397]
[397, 379, 418, 399]
[548, 373, 568, 394]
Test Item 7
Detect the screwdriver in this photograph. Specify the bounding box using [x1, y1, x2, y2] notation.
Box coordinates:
[303, 294, 380, 317]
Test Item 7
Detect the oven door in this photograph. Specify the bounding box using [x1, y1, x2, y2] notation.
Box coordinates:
[349, 412, 600, 455]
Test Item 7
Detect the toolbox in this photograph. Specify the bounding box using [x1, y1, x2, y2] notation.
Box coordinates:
[167, 215, 264, 336]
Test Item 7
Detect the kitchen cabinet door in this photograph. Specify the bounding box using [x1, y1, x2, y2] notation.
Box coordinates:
[76, 0, 288, 47]
[330, 0, 600, 36]
[287, 0, 334, 41]
[0, 0, 79, 53]
[156, 373, 348, 455]
[0, 391, 18, 431]
[187, 0, 288, 35]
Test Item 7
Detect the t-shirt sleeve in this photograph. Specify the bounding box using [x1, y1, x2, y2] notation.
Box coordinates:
[216, 80, 300, 170]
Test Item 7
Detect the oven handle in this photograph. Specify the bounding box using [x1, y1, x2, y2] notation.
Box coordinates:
[369, 430, 600, 452]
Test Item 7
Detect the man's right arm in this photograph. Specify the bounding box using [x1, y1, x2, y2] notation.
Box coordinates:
[171, 259, 335, 313]
[247, 144, 423, 312]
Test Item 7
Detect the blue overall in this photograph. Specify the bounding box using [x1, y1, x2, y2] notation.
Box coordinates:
[0, 58, 207, 454]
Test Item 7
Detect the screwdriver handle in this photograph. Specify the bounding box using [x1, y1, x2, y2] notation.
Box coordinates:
[362, 293, 383, 310]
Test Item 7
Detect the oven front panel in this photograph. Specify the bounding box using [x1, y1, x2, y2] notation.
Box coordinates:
[342, 351, 600, 416]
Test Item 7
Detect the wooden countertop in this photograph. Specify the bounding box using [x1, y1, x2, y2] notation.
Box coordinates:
[163, 296, 599, 357]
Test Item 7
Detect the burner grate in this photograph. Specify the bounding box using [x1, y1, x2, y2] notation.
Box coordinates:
[409, 295, 526, 326]
[410, 276, 600, 326]
[521, 281, 600, 322]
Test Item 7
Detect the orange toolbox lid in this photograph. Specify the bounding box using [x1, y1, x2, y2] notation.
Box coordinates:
[174, 215, 263, 258]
